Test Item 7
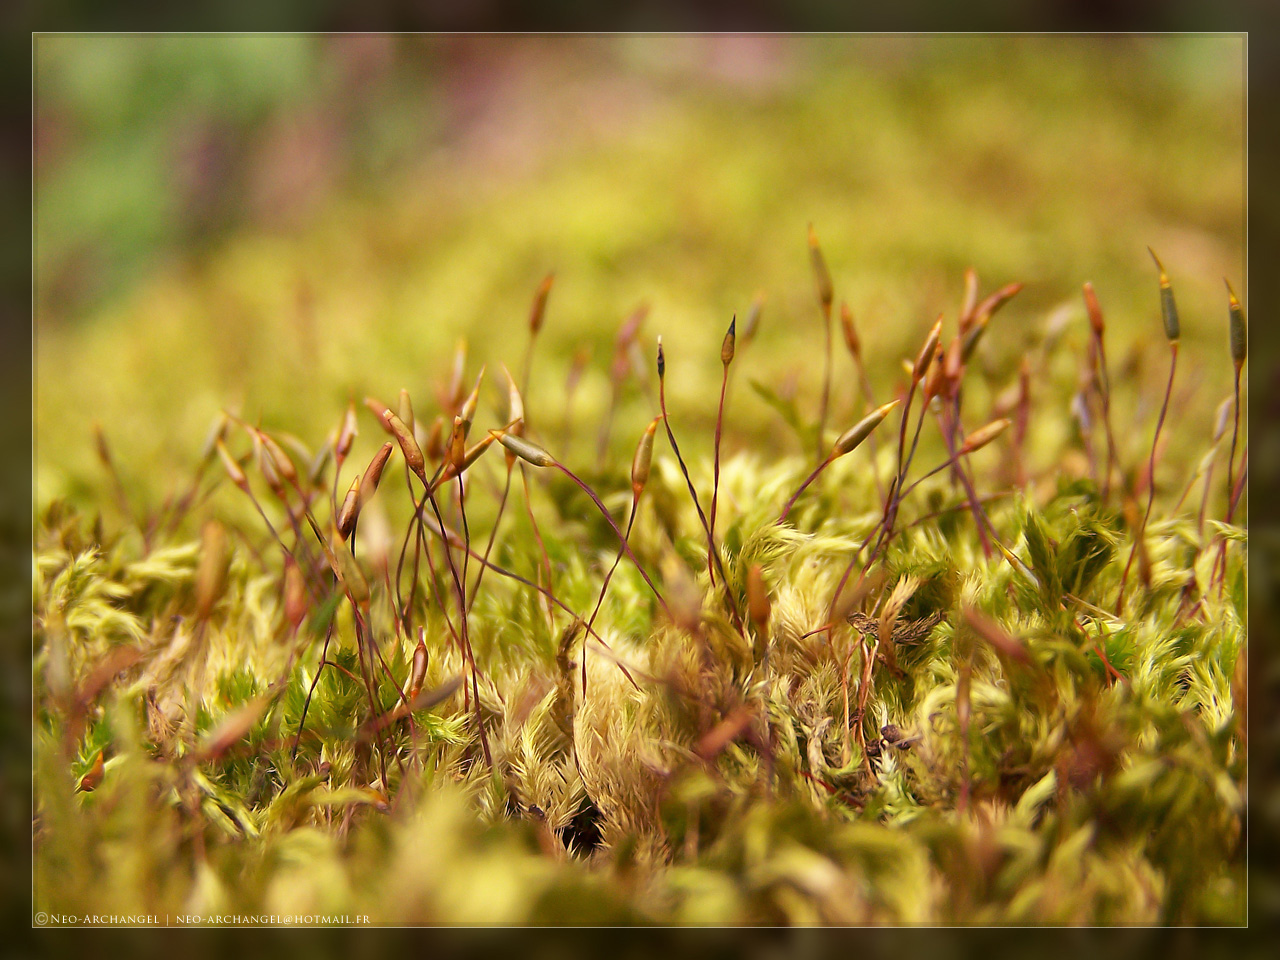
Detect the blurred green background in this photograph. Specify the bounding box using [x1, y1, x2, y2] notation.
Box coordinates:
[34, 35, 1245, 515]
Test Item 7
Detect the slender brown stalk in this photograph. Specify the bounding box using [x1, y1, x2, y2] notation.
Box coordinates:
[936, 401, 993, 559]
[709, 317, 735, 580]
[558, 463, 669, 617]
[416, 503, 638, 690]
[467, 464, 513, 616]
[1182, 398, 1232, 526]
[467, 367, 526, 615]
[823, 321, 938, 636]
[411, 496, 464, 658]
[902, 490, 1015, 531]
[585, 504, 639, 638]
[518, 464, 557, 631]
[896, 418, 1011, 502]
[815, 481, 893, 643]
[373, 410, 493, 768]
[422, 483, 492, 770]
[1223, 279, 1246, 536]
[777, 400, 899, 523]
[1229, 449, 1247, 517]
[778, 458, 834, 525]
[1116, 251, 1181, 614]
[1116, 349, 1178, 613]
[298, 513, 393, 782]
[251, 427, 328, 579]
[158, 413, 228, 539]
[494, 429, 673, 622]
[216, 439, 307, 577]
[585, 417, 658, 640]
[650, 340, 744, 631]
[1226, 364, 1242, 516]
[900, 358, 937, 494]
[1213, 435, 1248, 597]
[455, 471, 472, 642]
[292, 619, 336, 760]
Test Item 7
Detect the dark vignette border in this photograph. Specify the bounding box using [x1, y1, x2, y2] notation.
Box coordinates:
[11, 2, 1269, 954]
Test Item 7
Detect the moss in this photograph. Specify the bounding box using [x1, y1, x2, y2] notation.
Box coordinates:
[33, 39, 1245, 925]
[33, 254, 1246, 923]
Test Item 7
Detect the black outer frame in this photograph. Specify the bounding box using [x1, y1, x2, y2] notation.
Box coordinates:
[11, 2, 1271, 953]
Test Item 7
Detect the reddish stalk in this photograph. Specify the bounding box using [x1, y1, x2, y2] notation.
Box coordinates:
[159, 417, 228, 540]
[581, 501, 639, 699]
[492, 429, 673, 622]
[1210, 367, 1245, 597]
[216, 439, 310, 580]
[422, 485, 492, 770]
[378, 409, 494, 769]
[777, 458, 834, 524]
[823, 328, 936, 637]
[518, 464, 557, 631]
[1226, 363, 1242, 517]
[777, 400, 899, 524]
[467, 463, 513, 615]
[468, 365, 526, 615]
[896, 417, 1011, 503]
[935, 402, 993, 559]
[1116, 341, 1178, 614]
[292, 623, 337, 759]
[658, 346, 718, 585]
[417, 498, 639, 690]
[297, 512, 392, 782]
[555, 463, 670, 619]
[1224, 278, 1247, 533]
[584, 504, 640, 636]
[709, 317, 735, 582]
[1212, 446, 1248, 597]
[902, 490, 1016, 531]
[394, 465, 445, 634]
[821, 319, 947, 640]
[581, 417, 658, 697]
[1117, 251, 1181, 614]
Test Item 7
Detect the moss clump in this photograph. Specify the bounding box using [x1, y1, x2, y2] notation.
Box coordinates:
[34, 252, 1245, 926]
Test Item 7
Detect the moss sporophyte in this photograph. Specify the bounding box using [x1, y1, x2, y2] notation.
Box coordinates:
[35, 239, 1246, 925]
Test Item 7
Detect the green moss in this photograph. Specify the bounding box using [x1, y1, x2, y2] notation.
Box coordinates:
[33, 37, 1245, 926]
